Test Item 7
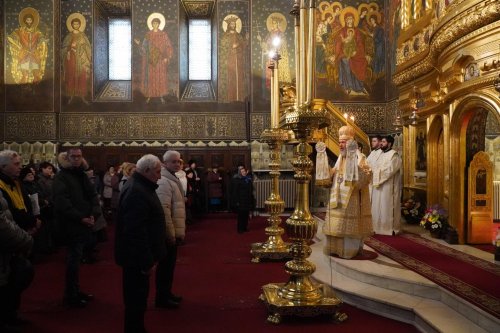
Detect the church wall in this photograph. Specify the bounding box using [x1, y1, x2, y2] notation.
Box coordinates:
[1, 0, 401, 170]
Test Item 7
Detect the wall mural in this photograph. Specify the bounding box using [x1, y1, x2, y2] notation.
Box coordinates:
[61, 0, 92, 108]
[218, 0, 249, 103]
[315, 0, 386, 102]
[132, 0, 179, 105]
[4, 0, 53, 111]
[251, 0, 295, 111]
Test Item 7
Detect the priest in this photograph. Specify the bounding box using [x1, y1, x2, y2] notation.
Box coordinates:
[317, 125, 373, 259]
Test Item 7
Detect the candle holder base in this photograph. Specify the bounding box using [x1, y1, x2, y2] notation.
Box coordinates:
[259, 283, 346, 324]
[251, 242, 292, 263]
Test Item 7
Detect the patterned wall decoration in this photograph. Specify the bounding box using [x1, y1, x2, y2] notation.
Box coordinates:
[181, 0, 215, 18]
[59, 113, 246, 141]
[132, 0, 179, 104]
[332, 100, 391, 133]
[251, 0, 295, 111]
[314, 0, 386, 102]
[4, 113, 56, 141]
[4, 0, 54, 111]
[61, 0, 92, 108]
[217, 0, 249, 103]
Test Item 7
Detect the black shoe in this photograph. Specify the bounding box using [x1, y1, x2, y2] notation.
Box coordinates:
[64, 297, 87, 308]
[78, 291, 94, 302]
[155, 298, 180, 309]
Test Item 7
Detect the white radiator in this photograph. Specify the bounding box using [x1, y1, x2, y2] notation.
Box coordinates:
[254, 179, 296, 209]
[494, 181, 500, 221]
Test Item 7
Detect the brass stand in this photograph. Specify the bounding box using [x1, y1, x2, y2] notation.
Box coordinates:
[260, 1, 345, 323]
[251, 128, 291, 262]
[259, 103, 346, 324]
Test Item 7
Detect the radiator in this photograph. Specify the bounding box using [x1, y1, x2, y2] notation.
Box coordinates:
[494, 181, 500, 221]
[254, 179, 296, 209]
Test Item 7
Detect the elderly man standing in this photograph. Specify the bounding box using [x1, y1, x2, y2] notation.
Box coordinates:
[0, 150, 39, 235]
[371, 135, 402, 235]
[53, 148, 101, 308]
[0, 183, 33, 332]
[317, 126, 373, 259]
[115, 154, 166, 333]
[155, 150, 186, 309]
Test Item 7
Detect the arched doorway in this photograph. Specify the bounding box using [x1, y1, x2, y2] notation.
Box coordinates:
[449, 94, 500, 243]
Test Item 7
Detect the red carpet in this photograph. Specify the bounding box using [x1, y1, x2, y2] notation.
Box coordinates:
[20, 214, 419, 333]
[471, 244, 496, 254]
[365, 233, 500, 319]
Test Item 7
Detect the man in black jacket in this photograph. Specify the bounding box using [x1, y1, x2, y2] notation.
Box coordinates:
[53, 148, 101, 308]
[0, 191, 33, 333]
[115, 154, 166, 333]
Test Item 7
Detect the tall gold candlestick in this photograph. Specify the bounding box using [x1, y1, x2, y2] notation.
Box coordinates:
[253, 52, 291, 262]
[259, 0, 346, 324]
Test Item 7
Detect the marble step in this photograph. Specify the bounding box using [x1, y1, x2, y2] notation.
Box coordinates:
[309, 239, 499, 333]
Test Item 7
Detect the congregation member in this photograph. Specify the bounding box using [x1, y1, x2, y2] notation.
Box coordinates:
[0, 150, 40, 235]
[115, 154, 166, 333]
[317, 126, 373, 259]
[175, 159, 192, 226]
[118, 162, 136, 192]
[371, 135, 402, 235]
[53, 148, 101, 307]
[37, 162, 57, 251]
[230, 166, 255, 233]
[206, 164, 224, 212]
[155, 150, 185, 308]
[0, 179, 34, 333]
[186, 159, 203, 220]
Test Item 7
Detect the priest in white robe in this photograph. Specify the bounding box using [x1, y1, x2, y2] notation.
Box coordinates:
[317, 125, 373, 259]
[366, 135, 383, 199]
[371, 135, 402, 235]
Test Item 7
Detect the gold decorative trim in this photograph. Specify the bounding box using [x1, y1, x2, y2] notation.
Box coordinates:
[394, 0, 500, 86]
[4, 114, 56, 141]
[59, 113, 247, 141]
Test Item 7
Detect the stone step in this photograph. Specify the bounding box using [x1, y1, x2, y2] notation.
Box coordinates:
[309, 238, 499, 333]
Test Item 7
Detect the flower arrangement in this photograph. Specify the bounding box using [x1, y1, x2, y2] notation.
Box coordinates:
[420, 204, 448, 237]
[401, 197, 423, 224]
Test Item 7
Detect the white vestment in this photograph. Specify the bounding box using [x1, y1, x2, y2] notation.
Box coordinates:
[323, 151, 373, 259]
[371, 149, 402, 235]
[366, 148, 382, 199]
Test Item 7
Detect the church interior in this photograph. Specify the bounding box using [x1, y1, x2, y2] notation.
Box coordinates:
[1, 0, 499, 332]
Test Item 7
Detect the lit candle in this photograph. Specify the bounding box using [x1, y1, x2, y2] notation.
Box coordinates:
[273, 54, 280, 128]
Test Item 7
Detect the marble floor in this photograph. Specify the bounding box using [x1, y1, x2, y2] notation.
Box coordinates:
[309, 217, 499, 333]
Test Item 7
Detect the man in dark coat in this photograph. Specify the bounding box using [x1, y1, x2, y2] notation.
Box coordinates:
[115, 154, 166, 333]
[230, 166, 255, 233]
[53, 148, 101, 308]
[0, 190, 33, 333]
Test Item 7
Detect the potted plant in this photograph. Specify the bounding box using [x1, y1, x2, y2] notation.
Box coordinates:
[401, 197, 423, 224]
[420, 204, 448, 238]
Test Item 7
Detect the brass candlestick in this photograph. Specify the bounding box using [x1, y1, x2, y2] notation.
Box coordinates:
[251, 50, 291, 262]
[259, 0, 346, 324]
[251, 128, 291, 262]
